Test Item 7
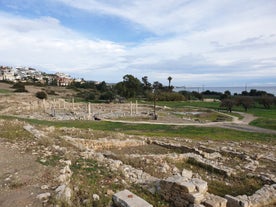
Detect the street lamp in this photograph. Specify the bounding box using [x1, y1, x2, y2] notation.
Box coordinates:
[153, 88, 157, 120]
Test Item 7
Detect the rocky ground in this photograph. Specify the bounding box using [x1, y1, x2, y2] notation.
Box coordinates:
[0, 83, 275, 207]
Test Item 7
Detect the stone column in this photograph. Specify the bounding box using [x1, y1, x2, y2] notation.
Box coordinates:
[63, 99, 66, 109]
[43, 99, 46, 112]
[88, 102, 91, 119]
[51, 104, 56, 117]
[135, 100, 138, 115]
[130, 101, 133, 116]
[72, 98, 75, 111]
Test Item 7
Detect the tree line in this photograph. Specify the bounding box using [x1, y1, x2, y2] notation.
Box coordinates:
[8, 74, 276, 112]
[68, 74, 181, 102]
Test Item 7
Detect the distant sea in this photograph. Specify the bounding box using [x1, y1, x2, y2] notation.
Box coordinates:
[174, 86, 276, 95]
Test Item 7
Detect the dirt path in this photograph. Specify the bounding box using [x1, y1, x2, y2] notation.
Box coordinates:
[0, 139, 55, 207]
[104, 111, 276, 134]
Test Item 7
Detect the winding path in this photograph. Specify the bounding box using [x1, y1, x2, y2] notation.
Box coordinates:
[104, 111, 276, 134]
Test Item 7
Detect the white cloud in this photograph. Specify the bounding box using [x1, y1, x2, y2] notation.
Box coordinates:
[1, 0, 276, 86]
[0, 12, 126, 75]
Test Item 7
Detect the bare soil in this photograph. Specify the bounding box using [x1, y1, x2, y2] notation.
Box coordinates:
[0, 139, 57, 207]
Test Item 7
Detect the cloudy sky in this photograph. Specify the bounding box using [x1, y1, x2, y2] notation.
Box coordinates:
[0, 0, 276, 87]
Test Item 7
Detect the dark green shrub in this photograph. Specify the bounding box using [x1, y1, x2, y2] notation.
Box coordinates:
[36, 91, 47, 99]
[12, 82, 28, 92]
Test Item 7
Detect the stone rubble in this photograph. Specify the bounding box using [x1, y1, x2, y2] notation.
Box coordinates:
[55, 159, 73, 205]
[36, 192, 51, 202]
[158, 174, 212, 207]
[61, 134, 276, 207]
[150, 140, 236, 176]
[23, 124, 46, 139]
[62, 135, 146, 150]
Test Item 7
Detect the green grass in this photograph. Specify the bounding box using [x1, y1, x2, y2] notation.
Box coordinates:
[0, 119, 34, 141]
[155, 101, 276, 130]
[0, 89, 11, 94]
[173, 159, 264, 197]
[248, 105, 276, 118]
[1, 115, 275, 142]
[247, 105, 276, 130]
[156, 101, 220, 109]
[37, 155, 62, 166]
[250, 118, 276, 130]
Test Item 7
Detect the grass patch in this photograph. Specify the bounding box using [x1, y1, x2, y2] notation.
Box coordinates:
[70, 158, 124, 207]
[37, 155, 62, 167]
[1, 116, 275, 142]
[173, 159, 263, 197]
[0, 89, 11, 94]
[250, 118, 276, 130]
[0, 119, 34, 141]
[155, 101, 276, 130]
[69, 158, 169, 207]
[208, 175, 263, 197]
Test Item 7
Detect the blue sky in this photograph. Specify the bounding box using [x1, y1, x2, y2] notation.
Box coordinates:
[0, 0, 276, 87]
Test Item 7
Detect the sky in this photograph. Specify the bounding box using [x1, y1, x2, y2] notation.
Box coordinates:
[0, 0, 276, 87]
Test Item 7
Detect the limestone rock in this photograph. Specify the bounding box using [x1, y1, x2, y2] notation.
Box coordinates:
[36, 192, 51, 201]
[203, 194, 227, 207]
[55, 184, 72, 204]
[182, 169, 193, 179]
[93, 194, 100, 201]
[112, 189, 153, 207]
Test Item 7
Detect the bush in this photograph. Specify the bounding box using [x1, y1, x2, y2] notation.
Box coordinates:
[45, 89, 58, 95]
[36, 91, 47, 99]
[147, 92, 185, 101]
[12, 82, 28, 93]
[14, 87, 28, 93]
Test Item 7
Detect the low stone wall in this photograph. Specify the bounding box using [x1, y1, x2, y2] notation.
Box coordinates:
[159, 175, 208, 206]
[158, 174, 228, 207]
[225, 184, 276, 207]
[62, 136, 146, 150]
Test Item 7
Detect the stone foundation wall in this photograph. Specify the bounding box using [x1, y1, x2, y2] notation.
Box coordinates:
[225, 184, 276, 207]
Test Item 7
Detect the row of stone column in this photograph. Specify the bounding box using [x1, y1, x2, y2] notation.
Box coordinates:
[26, 98, 139, 119]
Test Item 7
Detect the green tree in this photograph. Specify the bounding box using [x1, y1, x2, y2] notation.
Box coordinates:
[96, 81, 108, 92]
[99, 91, 115, 102]
[220, 98, 236, 113]
[258, 96, 275, 109]
[122, 74, 142, 98]
[152, 81, 163, 90]
[141, 76, 152, 91]
[168, 76, 173, 92]
[168, 76, 172, 87]
[236, 96, 254, 111]
[115, 74, 142, 98]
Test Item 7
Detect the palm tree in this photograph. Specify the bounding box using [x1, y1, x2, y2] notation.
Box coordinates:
[168, 76, 172, 88]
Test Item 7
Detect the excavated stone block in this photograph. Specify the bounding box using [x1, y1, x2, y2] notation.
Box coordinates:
[225, 195, 250, 207]
[191, 178, 208, 193]
[203, 194, 227, 207]
[178, 181, 196, 193]
[186, 192, 205, 204]
[182, 169, 193, 179]
[112, 189, 153, 207]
